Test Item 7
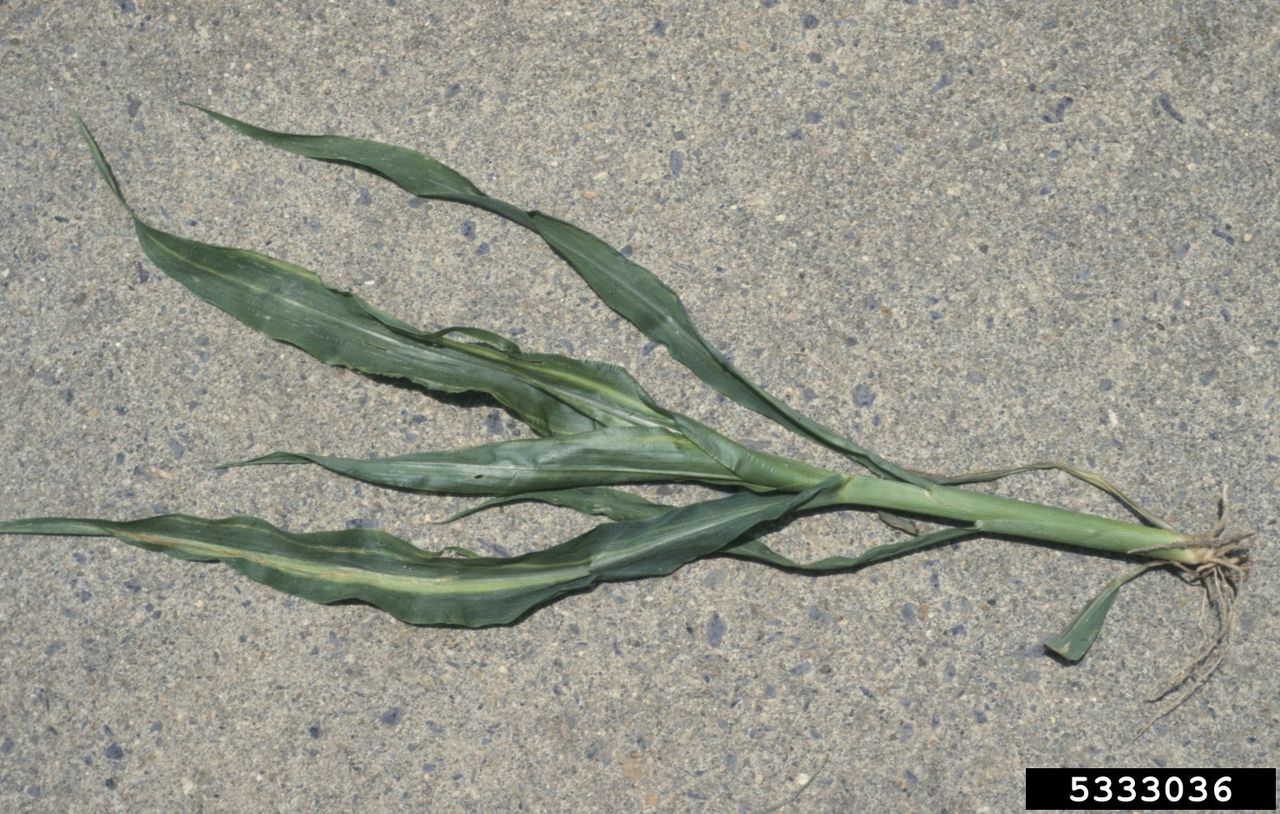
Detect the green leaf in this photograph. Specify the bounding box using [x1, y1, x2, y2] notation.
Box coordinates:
[928, 460, 1173, 530]
[225, 427, 745, 495]
[79, 121, 671, 438]
[1043, 563, 1160, 662]
[877, 511, 920, 535]
[669, 412, 836, 491]
[0, 485, 827, 627]
[439, 487, 670, 524]
[722, 526, 974, 572]
[191, 106, 930, 486]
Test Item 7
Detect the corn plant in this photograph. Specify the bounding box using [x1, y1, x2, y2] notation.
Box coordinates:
[0, 109, 1250, 681]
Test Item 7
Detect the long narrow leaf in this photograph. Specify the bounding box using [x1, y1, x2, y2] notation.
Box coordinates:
[226, 427, 746, 495]
[444, 478, 971, 577]
[1043, 563, 1161, 662]
[79, 120, 668, 438]
[0, 485, 828, 627]
[927, 461, 1173, 530]
[723, 527, 974, 572]
[439, 487, 670, 524]
[191, 106, 929, 486]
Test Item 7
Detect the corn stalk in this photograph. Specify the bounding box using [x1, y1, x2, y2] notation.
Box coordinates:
[0, 111, 1250, 671]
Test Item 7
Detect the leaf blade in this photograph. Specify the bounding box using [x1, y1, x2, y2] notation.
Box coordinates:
[928, 460, 1173, 530]
[226, 427, 745, 496]
[1043, 563, 1160, 662]
[722, 526, 974, 573]
[194, 107, 929, 484]
[80, 122, 669, 438]
[0, 485, 827, 627]
[438, 487, 670, 524]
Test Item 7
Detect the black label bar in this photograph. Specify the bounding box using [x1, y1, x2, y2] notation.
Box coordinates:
[1026, 768, 1276, 810]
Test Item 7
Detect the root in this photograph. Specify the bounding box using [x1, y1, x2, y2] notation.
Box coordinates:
[1145, 553, 1245, 712]
[1138, 484, 1254, 732]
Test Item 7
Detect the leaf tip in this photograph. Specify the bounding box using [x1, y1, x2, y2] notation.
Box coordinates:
[76, 117, 133, 215]
[184, 103, 256, 137]
[216, 452, 302, 469]
[1043, 635, 1087, 663]
[181, 100, 223, 121]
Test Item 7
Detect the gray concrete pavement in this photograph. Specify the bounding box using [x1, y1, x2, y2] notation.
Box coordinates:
[1, 2, 1276, 811]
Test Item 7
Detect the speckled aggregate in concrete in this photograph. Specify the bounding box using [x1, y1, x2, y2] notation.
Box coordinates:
[1, 2, 1277, 812]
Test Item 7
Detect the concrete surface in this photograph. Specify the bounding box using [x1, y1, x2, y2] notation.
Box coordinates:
[1, 2, 1276, 811]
